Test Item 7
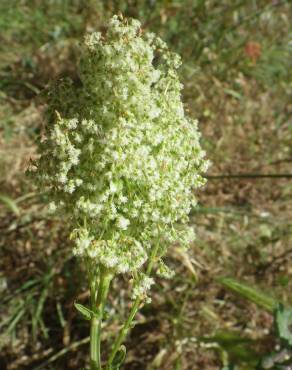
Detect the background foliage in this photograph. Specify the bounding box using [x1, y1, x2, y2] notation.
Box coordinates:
[0, 1, 291, 369]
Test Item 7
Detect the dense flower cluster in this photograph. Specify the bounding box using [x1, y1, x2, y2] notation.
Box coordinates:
[33, 15, 208, 288]
[132, 274, 154, 302]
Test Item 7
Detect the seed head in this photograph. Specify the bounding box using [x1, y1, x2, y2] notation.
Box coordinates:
[32, 15, 209, 277]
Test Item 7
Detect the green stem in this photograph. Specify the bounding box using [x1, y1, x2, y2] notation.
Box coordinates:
[107, 243, 160, 367]
[90, 316, 99, 370]
[90, 267, 112, 370]
[107, 298, 140, 367]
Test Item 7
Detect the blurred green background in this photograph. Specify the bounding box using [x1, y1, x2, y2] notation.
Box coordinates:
[0, 1, 291, 369]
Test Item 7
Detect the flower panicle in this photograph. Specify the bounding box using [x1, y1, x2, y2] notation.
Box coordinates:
[33, 14, 209, 278]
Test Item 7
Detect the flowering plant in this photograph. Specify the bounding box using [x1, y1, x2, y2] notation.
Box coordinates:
[31, 15, 208, 370]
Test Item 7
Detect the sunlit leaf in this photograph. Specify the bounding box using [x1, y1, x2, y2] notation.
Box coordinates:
[0, 194, 20, 216]
[74, 302, 94, 321]
[217, 277, 278, 312]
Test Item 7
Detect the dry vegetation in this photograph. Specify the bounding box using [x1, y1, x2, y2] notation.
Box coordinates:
[0, 1, 291, 369]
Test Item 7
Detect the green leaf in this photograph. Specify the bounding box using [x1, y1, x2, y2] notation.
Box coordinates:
[201, 331, 253, 346]
[200, 331, 258, 364]
[223, 88, 242, 100]
[74, 302, 94, 320]
[260, 348, 292, 369]
[0, 194, 20, 216]
[275, 304, 292, 347]
[32, 285, 49, 341]
[110, 345, 127, 370]
[216, 277, 278, 312]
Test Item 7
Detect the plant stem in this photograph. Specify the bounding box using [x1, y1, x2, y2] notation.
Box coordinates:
[90, 316, 99, 370]
[90, 267, 112, 370]
[107, 298, 140, 367]
[107, 243, 160, 367]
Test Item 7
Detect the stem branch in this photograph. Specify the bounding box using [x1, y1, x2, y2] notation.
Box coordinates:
[107, 242, 160, 367]
[90, 267, 112, 370]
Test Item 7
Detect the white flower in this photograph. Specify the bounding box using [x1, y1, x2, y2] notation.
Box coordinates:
[64, 181, 76, 193]
[119, 195, 128, 204]
[117, 216, 130, 230]
[109, 182, 118, 193]
[48, 202, 57, 213]
[132, 274, 154, 300]
[66, 118, 78, 129]
[58, 173, 67, 184]
[75, 179, 83, 186]
[149, 106, 161, 119]
[33, 14, 208, 276]
[76, 237, 91, 252]
[157, 260, 174, 279]
[74, 133, 83, 143]
[133, 199, 143, 208]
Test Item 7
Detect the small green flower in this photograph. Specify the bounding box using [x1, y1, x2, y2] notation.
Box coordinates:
[32, 14, 208, 279]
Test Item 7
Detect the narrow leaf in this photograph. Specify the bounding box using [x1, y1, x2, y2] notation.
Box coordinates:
[200, 331, 258, 363]
[216, 277, 278, 312]
[74, 302, 94, 320]
[0, 194, 20, 216]
[275, 304, 292, 346]
[224, 88, 242, 100]
[111, 345, 127, 370]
